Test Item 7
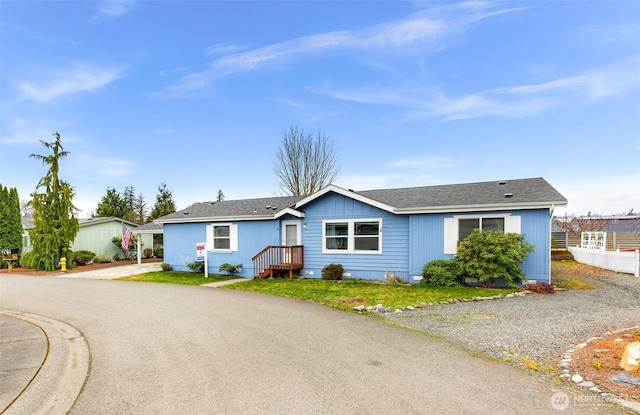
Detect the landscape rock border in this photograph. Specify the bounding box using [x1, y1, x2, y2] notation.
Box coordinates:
[558, 325, 640, 412]
[352, 290, 532, 313]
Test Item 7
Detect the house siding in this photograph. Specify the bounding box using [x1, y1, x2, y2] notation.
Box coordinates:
[300, 193, 409, 281]
[164, 220, 280, 275]
[408, 208, 552, 283]
[163, 196, 554, 284]
[517, 209, 552, 282]
[71, 221, 153, 258]
[408, 214, 447, 279]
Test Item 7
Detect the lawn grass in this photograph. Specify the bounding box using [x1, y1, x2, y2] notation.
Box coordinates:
[119, 271, 237, 286]
[550, 260, 604, 289]
[221, 278, 518, 310]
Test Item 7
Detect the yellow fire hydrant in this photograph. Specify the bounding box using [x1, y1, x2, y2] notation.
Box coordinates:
[60, 257, 67, 272]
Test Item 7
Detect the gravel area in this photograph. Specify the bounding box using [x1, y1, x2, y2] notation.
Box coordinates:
[381, 273, 640, 367]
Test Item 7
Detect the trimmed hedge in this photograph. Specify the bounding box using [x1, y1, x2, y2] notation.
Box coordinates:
[421, 259, 462, 287]
[72, 250, 95, 265]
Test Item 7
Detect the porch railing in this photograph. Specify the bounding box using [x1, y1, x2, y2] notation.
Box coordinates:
[252, 245, 304, 278]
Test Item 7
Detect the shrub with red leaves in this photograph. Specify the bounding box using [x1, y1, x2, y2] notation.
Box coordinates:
[524, 282, 555, 294]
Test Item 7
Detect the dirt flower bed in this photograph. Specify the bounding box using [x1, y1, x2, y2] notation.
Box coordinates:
[0, 258, 163, 277]
[570, 328, 640, 403]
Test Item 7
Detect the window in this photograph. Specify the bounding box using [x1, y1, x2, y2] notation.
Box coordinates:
[444, 215, 519, 255]
[206, 223, 238, 252]
[458, 217, 505, 241]
[213, 225, 230, 250]
[323, 219, 381, 254]
[326, 222, 348, 250]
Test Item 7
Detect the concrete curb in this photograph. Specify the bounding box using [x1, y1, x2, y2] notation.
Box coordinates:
[1, 311, 90, 415]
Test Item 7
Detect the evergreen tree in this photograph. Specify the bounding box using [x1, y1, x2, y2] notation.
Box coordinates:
[94, 187, 127, 218]
[216, 189, 225, 202]
[121, 186, 138, 223]
[9, 187, 23, 252]
[0, 185, 22, 268]
[27, 133, 79, 271]
[148, 182, 176, 221]
[133, 192, 148, 224]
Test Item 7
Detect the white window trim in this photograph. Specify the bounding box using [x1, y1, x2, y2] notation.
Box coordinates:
[322, 218, 382, 254]
[206, 223, 238, 253]
[444, 214, 520, 255]
[281, 220, 301, 246]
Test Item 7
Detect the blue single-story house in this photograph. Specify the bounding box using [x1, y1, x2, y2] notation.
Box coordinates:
[156, 177, 567, 283]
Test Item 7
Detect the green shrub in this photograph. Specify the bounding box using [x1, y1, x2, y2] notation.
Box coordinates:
[20, 251, 34, 268]
[219, 263, 242, 274]
[161, 262, 173, 271]
[93, 255, 114, 263]
[154, 246, 164, 258]
[421, 259, 462, 287]
[144, 248, 153, 258]
[456, 229, 534, 287]
[186, 261, 205, 273]
[321, 263, 344, 280]
[72, 250, 96, 265]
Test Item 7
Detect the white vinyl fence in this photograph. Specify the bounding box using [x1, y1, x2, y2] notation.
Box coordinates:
[568, 247, 640, 278]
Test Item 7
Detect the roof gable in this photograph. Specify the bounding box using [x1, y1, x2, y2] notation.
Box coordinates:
[79, 217, 139, 228]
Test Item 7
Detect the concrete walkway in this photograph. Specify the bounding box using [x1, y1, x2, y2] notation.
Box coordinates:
[55, 262, 162, 280]
[201, 277, 252, 287]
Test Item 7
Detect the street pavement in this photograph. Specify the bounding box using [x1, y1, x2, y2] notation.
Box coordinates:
[0, 265, 634, 414]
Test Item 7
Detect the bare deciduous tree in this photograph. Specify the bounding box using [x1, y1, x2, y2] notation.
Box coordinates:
[273, 126, 340, 196]
[555, 214, 612, 236]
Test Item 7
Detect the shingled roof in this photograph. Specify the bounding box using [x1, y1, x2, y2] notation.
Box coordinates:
[156, 177, 566, 223]
[157, 195, 304, 223]
[355, 177, 567, 212]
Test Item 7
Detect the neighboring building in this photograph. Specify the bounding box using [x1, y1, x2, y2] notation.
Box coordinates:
[21, 216, 154, 258]
[552, 215, 640, 250]
[21, 217, 33, 253]
[156, 177, 567, 284]
[71, 217, 153, 258]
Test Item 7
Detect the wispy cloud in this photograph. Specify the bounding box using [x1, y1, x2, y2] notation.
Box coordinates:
[389, 156, 463, 169]
[162, 2, 525, 94]
[15, 62, 125, 103]
[319, 57, 640, 122]
[573, 22, 640, 48]
[1, 130, 48, 145]
[75, 153, 134, 177]
[97, 0, 135, 17]
[205, 43, 246, 56]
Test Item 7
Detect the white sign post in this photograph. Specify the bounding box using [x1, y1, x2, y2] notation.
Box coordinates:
[196, 242, 208, 278]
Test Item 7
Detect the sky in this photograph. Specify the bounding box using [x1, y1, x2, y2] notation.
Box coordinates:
[1, 0, 639, 219]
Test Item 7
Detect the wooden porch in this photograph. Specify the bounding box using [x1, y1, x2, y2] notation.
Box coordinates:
[252, 245, 304, 279]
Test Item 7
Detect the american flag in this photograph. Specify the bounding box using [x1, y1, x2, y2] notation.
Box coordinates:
[122, 224, 132, 250]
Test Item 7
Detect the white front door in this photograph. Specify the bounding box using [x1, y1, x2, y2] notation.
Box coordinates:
[282, 220, 301, 246]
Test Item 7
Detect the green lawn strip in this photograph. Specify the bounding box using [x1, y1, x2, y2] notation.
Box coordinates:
[118, 271, 237, 286]
[222, 278, 518, 310]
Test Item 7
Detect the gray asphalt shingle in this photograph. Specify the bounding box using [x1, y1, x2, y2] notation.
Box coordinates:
[156, 177, 566, 222]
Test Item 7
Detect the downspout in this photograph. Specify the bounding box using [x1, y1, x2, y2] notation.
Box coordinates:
[549, 204, 555, 283]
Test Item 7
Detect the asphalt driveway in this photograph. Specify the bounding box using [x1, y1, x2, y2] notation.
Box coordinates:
[1, 274, 630, 414]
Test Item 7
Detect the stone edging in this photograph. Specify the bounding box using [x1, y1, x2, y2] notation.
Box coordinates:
[352, 290, 532, 313]
[558, 326, 640, 402]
